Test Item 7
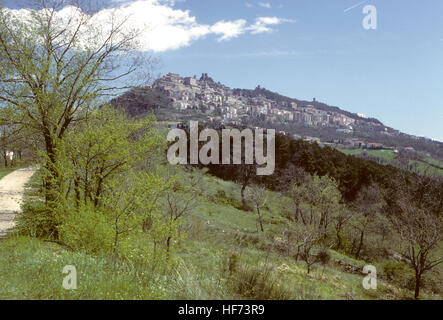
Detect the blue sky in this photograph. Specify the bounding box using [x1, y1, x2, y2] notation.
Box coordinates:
[4, 0, 443, 141]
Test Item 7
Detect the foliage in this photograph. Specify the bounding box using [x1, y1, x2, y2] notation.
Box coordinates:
[58, 204, 114, 255]
[230, 262, 292, 300]
[15, 200, 59, 239]
[0, 1, 149, 203]
[59, 106, 165, 209]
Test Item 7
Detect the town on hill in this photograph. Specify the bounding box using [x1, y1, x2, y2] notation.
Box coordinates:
[117, 72, 441, 163]
[154, 72, 370, 129]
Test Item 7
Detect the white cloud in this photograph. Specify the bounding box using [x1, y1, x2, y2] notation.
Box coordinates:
[211, 20, 248, 41]
[7, 0, 295, 52]
[258, 2, 271, 9]
[249, 17, 296, 34]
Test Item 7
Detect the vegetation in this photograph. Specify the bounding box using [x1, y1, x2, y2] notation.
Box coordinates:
[0, 0, 441, 301]
[0, 166, 14, 179]
[1, 167, 441, 300]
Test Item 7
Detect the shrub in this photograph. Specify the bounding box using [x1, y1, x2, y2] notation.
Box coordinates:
[228, 252, 239, 275]
[381, 260, 414, 288]
[317, 249, 331, 266]
[210, 189, 243, 210]
[231, 263, 291, 300]
[15, 201, 59, 239]
[58, 205, 114, 255]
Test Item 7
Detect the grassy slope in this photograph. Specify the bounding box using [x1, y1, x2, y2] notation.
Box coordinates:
[0, 171, 440, 300]
[0, 167, 15, 180]
[338, 149, 443, 175]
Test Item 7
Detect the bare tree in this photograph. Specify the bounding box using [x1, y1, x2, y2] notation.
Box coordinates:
[391, 206, 442, 299]
[293, 223, 322, 275]
[331, 206, 353, 250]
[349, 184, 385, 259]
[285, 168, 308, 223]
[246, 184, 269, 232]
[0, 0, 150, 202]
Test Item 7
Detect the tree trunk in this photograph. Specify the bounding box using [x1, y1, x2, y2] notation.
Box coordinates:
[43, 131, 58, 204]
[74, 176, 80, 208]
[336, 228, 342, 250]
[241, 183, 247, 209]
[294, 203, 300, 222]
[355, 230, 364, 259]
[94, 175, 104, 208]
[113, 231, 119, 255]
[257, 208, 264, 232]
[2, 150, 7, 167]
[414, 271, 421, 300]
[166, 236, 172, 260]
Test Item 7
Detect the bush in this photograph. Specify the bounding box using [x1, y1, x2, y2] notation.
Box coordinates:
[209, 189, 243, 210]
[381, 260, 413, 288]
[231, 263, 291, 300]
[15, 201, 59, 239]
[317, 249, 331, 266]
[118, 233, 173, 273]
[58, 205, 114, 255]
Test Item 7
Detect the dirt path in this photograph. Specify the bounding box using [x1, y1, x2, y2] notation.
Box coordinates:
[0, 168, 36, 237]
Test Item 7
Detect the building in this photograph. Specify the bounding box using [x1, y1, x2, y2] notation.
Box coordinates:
[366, 142, 383, 150]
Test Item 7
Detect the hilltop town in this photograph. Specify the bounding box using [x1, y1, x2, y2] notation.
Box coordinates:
[108, 72, 442, 162]
[151, 73, 433, 149]
[153, 72, 373, 131]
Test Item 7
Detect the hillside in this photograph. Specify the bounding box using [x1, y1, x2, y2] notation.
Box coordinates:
[109, 73, 443, 160]
[233, 86, 383, 125]
[1, 168, 441, 300]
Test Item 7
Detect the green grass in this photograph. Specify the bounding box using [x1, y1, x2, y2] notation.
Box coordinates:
[339, 149, 395, 161]
[0, 167, 15, 180]
[338, 148, 443, 175]
[0, 169, 441, 300]
[0, 236, 171, 299]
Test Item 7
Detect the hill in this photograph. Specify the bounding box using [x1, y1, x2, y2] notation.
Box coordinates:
[233, 86, 383, 125]
[108, 73, 442, 160]
[1, 168, 441, 300]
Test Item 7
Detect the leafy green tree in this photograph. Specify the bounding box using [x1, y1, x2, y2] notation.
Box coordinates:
[0, 1, 147, 202]
[101, 171, 167, 256]
[315, 175, 341, 238]
[59, 106, 164, 209]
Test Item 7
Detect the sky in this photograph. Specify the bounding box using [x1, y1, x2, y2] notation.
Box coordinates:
[4, 0, 443, 141]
